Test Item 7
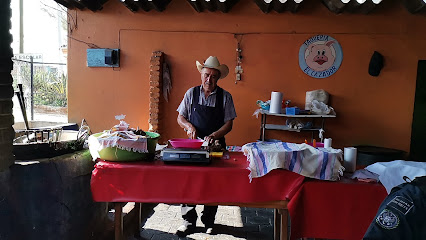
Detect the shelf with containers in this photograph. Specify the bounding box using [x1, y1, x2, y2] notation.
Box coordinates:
[258, 109, 336, 142]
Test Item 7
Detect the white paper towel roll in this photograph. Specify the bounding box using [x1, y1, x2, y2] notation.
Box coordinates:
[344, 147, 357, 173]
[270, 91, 283, 114]
[324, 138, 332, 148]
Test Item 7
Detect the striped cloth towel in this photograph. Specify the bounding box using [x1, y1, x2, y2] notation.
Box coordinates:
[242, 141, 344, 181]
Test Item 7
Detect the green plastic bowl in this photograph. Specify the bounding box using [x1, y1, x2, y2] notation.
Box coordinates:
[94, 131, 160, 161]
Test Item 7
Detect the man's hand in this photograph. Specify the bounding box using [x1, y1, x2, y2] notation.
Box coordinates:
[203, 120, 233, 145]
[178, 114, 198, 139]
[204, 133, 216, 145]
[186, 127, 197, 139]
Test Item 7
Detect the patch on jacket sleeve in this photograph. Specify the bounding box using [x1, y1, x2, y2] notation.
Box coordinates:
[376, 209, 399, 230]
[387, 196, 413, 215]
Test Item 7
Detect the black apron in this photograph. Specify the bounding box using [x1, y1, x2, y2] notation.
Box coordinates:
[189, 86, 226, 148]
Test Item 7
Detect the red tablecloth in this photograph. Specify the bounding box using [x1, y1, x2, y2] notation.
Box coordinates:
[91, 152, 305, 204]
[287, 178, 388, 240]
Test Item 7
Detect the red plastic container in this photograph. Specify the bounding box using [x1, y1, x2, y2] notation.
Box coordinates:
[307, 142, 325, 148]
[169, 138, 203, 149]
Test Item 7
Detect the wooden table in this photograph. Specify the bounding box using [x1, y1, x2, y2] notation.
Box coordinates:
[91, 152, 305, 240]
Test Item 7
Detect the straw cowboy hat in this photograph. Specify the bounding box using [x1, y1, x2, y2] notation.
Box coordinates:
[196, 56, 229, 79]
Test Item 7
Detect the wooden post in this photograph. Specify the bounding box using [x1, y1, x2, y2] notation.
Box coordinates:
[114, 202, 123, 240]
[279, 208, 288, 240]
[274, 208, 281, 240]
[135, 203, 142, 237]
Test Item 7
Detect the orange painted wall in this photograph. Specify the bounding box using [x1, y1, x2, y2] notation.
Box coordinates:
[68, 0, 426, 152]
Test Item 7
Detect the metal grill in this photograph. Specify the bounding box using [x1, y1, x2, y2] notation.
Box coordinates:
[14, 128, 64, 144]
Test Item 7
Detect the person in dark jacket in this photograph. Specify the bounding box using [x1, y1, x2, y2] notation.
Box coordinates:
[363, 176, 426, 240]
[176, 56, 237, 236]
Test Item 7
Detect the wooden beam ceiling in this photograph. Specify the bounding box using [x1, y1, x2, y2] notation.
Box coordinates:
[53, 0, 426, 15]
[402, 0, 426, 14]
[186, 0, 240, 13]
[120, 0, 172, 12]
[53, 0, 108, 12]
[253, 0, 304, 13]
[322, 0, 382, 14]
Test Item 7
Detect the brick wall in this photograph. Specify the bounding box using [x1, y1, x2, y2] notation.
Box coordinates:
[0, 0, 15, 170]
[148, 51, 163, 134]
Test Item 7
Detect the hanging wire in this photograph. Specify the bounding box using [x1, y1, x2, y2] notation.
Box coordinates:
[67, 36, 101, 48]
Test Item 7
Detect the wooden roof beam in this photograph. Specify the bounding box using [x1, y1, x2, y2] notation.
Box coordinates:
[218, 0, 240, 13]
[187, 0, 240, 13]
[54, 0, 76, 10]
[120, 0, 139, 12]
[121, 0, 171, 12]
[253, 0, 304, 14]
[322, 0, 382, 14]
[402, 0, 426, 13]
[54, 0, 106, 12]
[78, 0, 108, 12]
[54, 0, 86, 10]
[187, 1, 203, 12]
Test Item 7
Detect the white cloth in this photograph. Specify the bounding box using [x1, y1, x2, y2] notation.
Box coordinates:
[88, 130, 148, 160]
[351, 169, 379, 181]
[365, 160, 426, 193]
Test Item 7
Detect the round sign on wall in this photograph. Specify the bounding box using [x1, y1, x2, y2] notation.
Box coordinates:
[299, 35, 343, 79]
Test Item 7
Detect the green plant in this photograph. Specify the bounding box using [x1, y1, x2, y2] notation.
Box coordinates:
[33, 67, 68, 107]
[12, 62, 68, 108]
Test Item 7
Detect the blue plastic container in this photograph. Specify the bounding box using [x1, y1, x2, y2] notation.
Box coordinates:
[285, 107, 300, 115]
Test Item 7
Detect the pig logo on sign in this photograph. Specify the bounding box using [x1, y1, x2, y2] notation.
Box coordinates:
[299, 35, 343, 79]
[305, 41, 336, 71]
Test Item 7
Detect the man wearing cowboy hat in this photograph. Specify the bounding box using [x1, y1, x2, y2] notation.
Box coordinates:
[176, 56, 237, 236]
